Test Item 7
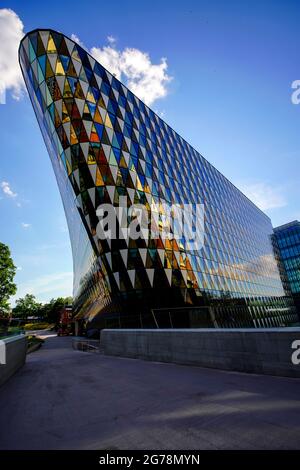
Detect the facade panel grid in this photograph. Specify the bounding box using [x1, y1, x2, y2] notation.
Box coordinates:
[19, 29, 296, 328]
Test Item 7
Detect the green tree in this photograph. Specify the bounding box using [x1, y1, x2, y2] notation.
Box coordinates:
[0, 300, 10, 317]
[0, 242, 16, 316]
[40, 296, 72, 325]
[12, 294, 42, 320]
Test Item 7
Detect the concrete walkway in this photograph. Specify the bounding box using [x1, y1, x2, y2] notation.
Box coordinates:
[1, 334, 300, 450]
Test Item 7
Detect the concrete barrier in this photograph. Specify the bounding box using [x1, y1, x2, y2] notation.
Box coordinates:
[0, 335, 27, 386]
[101, 328, 300, 378]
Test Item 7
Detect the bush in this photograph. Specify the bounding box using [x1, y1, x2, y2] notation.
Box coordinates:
[24, 322, 50, 330]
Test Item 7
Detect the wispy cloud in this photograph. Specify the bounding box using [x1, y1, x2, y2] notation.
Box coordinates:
[0, 8, 25, 101]
[238, 182, 287, 211]
[1, 180, 17, 198]
[11, 271, 73, 305]
[107, 35, 116, 45]
[70, 33, 84, 48]
[21, 222, 31, 229]
[0, 181, 29, 207]
[73, 34, 172, 106]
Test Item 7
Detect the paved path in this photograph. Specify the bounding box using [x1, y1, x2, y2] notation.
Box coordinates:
[1, 334, 300, 450]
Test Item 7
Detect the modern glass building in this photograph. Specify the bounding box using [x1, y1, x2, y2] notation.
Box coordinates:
[19, 29, 297, 330]
[273, 221, 300, 317]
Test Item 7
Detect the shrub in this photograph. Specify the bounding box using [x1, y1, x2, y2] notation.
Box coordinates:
[24, 322, 50, 330]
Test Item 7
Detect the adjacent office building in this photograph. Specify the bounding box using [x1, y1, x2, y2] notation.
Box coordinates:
[19, 30, 297, 329]
[273, 221, 300, 317]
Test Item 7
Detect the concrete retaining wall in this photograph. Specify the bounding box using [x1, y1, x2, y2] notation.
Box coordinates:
[101, 328, 300, 378]
[0, 335, 27, 386]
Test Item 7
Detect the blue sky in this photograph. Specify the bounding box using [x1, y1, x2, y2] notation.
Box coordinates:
[0, 0, 299, 305]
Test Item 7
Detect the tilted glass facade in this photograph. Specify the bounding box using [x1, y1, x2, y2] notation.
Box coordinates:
[19, 29, 297, 329]
[273, 221, 300, 317]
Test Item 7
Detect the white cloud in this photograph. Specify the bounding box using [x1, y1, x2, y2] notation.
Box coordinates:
[107, 35, 116, 45]
[72, 35, 173, 106]
[21, 222, 31, 229]
[70, 33, 85, 48]
[1, 181, 17, 198]
[238, 182, 287, 211]
[0, 9, 171, 107]
[11, 271, 73, 305]
[0, 8, 25, 100]
[91, 43, 121, 78]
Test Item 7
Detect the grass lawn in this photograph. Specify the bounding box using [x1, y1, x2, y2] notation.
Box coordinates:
[23, 322, 51, 330]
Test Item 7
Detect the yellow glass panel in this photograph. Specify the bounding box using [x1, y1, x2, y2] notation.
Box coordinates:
[63, 79, 72, 98]
[55, 59, 65, 76]
[74, 82, 84, 99]
[96, 168, 104, 186]
[86, 91, 96, 103]
[179, 241, 185, 251]
[70, 125, 78, 145]
[165, 239, 172, 250]
[136, 177, 143, 191]
[104, 113, 113, 129]
[47, 36, 56, 53]
[165, 255, 172, 269]
[62, 102, 70, 123]
[66, 159, 72, 176]
[87, 153, 96, 164]
[119, 155, 127, 168]
[83, 103, 91, 118]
